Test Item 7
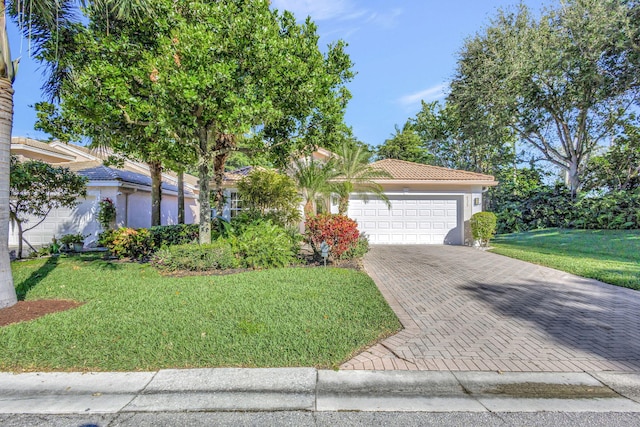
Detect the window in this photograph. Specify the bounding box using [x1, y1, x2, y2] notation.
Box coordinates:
[229, 191, 243, 218]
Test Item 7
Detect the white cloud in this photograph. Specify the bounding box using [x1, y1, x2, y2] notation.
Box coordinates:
[398, 83, 449, 108]
[270, 0, 353, 21]
[366, 8, 403, 29]
[271, 1, 400, 29]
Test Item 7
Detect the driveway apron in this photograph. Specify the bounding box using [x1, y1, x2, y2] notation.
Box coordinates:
[341, 245, 640, 372]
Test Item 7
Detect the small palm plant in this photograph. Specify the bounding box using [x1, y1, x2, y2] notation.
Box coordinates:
[289, 157, 337, 217]
[331, 141, 391, 214]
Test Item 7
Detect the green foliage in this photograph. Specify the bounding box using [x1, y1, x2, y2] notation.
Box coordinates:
[150, 241, 239, 272]
[331, 140, 392, 214]
[35, 0, 353, 245]
[152, 220, 299, 271]
[96, 198, 116, 230]
[449, 0, 640, 195]
[413, 101, 514, 176]
[583, 117, 640, 192]
[470, 212, 497, 247]
[289, 157, 337, 217]
[104, 227, 154, 260]
[149, 224, 199, 248]
[235, 221, 298, 269]
[377, 121, 434, 164]
[492, 178, 640, 233]
[339, 233, 370, 260]
[59, 233, 86, 245]
[237, 169, 302, 227]
[305, 214, 361, 259]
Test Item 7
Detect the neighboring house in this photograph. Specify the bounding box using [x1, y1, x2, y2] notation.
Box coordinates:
[9, 137, 200, 250]
[347, 159, 498, 245]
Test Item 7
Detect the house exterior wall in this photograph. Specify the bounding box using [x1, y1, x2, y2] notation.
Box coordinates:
[9, 191, 102, 250]
[9, 184, 199, 253]
[345, 183, 489, 245]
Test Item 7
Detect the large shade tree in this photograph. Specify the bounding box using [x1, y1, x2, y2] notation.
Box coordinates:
[449, 0, 640, 196]
[413, 100, 514, 177]
[146, 0, 352, 244]
[0, 0, 150, 308]
[34, 2, 191, 227]
[376, 121, 434, 165]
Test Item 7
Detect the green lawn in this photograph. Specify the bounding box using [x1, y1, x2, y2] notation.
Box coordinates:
[1, 255, 400, 372]
[491, 229, 640, 290]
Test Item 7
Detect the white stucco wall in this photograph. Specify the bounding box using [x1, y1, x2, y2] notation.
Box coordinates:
[9, 184, 199, 253]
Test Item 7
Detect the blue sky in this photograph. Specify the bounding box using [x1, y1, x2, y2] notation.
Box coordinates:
[9, 0, 544, 148]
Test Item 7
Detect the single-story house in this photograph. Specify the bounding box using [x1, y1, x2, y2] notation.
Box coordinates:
[9, 137, 200, 250]
[347, 159, 498, 245]
[216, 155, 497, 245]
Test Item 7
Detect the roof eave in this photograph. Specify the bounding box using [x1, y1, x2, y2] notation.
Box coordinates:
[374, 179, 499, 186]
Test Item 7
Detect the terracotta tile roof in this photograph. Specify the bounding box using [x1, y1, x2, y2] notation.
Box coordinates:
[370, 159, 497, 183]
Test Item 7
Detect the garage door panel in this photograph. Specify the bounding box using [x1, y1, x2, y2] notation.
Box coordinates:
[348, 196, 462, 245]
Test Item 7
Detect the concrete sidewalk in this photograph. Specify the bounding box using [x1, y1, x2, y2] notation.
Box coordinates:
[1, 368, 639, 414]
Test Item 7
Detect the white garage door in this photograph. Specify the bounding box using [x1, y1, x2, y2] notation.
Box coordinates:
[348, 196, 462, 245]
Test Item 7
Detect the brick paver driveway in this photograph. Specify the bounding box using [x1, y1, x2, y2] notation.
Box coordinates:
[341, 245, 640, 372]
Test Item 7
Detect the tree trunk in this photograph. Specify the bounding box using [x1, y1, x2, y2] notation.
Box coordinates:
[213, 133, 235, 214]
[16, 219, 22, 259]
[567, 160, 580, 199]
[177, 170, 184, 224]
[304, 199, 315, 217]
[0, 76, 16, 308]
[198, 128, 212, 244]
[149, 160, 163, 226]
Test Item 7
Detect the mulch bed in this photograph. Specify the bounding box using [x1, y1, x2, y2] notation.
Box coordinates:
[0, 300, 83, 327]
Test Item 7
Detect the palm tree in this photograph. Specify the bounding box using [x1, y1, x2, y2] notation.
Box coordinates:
[0, 0, 149, 309]
[331, 141, 392, 215]
[289, 156, 337, 217]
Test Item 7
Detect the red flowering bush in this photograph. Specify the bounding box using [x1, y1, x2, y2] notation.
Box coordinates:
[305, 214, 361, 259]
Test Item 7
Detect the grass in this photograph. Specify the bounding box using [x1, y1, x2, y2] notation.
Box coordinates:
[490, 228, 640, 290]
[1, 255, 400, 372]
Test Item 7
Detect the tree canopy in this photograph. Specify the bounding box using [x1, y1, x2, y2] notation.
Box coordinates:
[376, 121, 433, 165]
[143, 0, 352, 243]
[449, 0, 640, 195]
[0, 0, 152, 308]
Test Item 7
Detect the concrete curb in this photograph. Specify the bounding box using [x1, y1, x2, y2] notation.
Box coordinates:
[0, 369, 639, 414]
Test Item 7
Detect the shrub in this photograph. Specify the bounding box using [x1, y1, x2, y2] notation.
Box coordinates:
[97, 197, 116, 230]
[237, 169, 302, 227]
[149, 224, 199, 247]
[235, 221, 298, 269]
[305, 214, 360, 259]
[105, 227, 154, 260]
[151, 241, 239, 272]
[59, 233, 86, 246]
[470, 212, 497, 247]
[492, 183, 640, 233]
[339, 232, 370, 260]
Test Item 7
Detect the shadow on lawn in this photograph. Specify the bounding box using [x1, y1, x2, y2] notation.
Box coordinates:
[15, 256, 60, 300]
[462, 277, 640, 369]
